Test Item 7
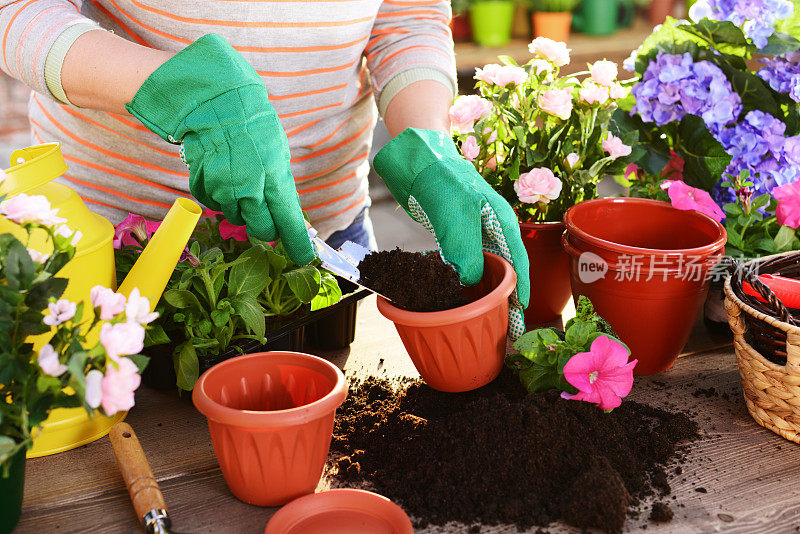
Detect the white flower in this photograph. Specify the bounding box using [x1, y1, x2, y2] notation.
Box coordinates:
[43, 299, 77, 326]
[125, 287, 159, 325]
[85, 369, 104, 409]
[27, 248, 50, 264]
[38, 344, 67, 376]
[566, 153, 580, 169]
[90, 286, 127, 321]
[530, 59, 553, 76]
[0, 193, 65, 226]
[99, 322, 145, 361]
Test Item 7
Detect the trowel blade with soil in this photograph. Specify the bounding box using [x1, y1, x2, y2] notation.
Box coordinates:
[306, 228, 391, 301]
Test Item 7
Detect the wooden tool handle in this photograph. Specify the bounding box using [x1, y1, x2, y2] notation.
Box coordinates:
[110, 422, 168, 521]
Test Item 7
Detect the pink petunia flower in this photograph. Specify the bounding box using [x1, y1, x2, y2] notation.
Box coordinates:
[100, 357, 141, 416]
[561, 335, 637, 411]
[113, 213, 148, 249]
[773, 180, 800, 228]
[205, 209, 250, 242]
[662, 180, 725, 222]
[514, 168, 563, 204]
[662, 150, 685, 180]
[602, 134, 632, 160]
[449, 95, 493, 134]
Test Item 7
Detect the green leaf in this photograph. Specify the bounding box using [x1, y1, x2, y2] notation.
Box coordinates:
[228, 247, 270, 296]
[144, 324, 171, 347]
[760, 32, 800, 55]
[4, 240, 36, 290]
[505, 352, 533, 371]
[26, 277, 69, 311]
[565, 320, 596, 348]
[310, 271, 342, 311]
[518, 361, 562, 393]
[230, 295, 266, 339]
[675, 115, 731, 191]
[513, 328, 560, 354]
[723, 203, 743, 215]
[211, 308, 231, 327]
[677, 19, 753, 57]
[775, 225, 797, 251]
[282, 265, 321, 304]
[127, 353, 150, 374]
[174, 342, 199, 392]
[163, 289, 203, 311]
[0, 436, 20, 467]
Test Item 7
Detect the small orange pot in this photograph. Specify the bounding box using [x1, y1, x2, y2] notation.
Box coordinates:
[531, 11, 572, 42]
[192, 352, 346, 506]
[377, 252, 516, 392]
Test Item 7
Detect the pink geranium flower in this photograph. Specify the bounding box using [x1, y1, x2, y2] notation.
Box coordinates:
[99, 321, 145, 362]
[538, 88, 573, 120]
[461, 136, 480, 161]
[101, 357, 141, 416]
[528, 37, 571, 67]
[90, 285, 127, 321]
[579, 82, 609, 106]
[44, 299, 77, 326]
[602, 134, 632, 159]
[475, 63, 528, 87]
[38, 344, 67, 377]
[0, 193, 65, 226]
[449, 95, 493, 134]
[561, 335, 637, 411]
[514, 168, 563, 204]
[661, 180, 725, 222]
[772, 181, 800, 228]
[589, 60, 618, 87]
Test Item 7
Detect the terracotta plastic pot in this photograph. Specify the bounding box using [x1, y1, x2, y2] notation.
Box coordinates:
[192, 351, 347, 506]
[563, 198, 726, 375]
[377, 252, 516, 392]
[0, 446, 25, 534]
[264, 489, 413, 534]
[520, 221, 572, 325]
[531, 11, 572, 42]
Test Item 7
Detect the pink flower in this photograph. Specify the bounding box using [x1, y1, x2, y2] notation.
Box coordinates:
[27, 248, 50, 264]
[0, 193, 65, 226]
[530, 58, 553, 76]
[514, 168, 563, 204]
[662, 150, 684, 180]
[602, 134, 632, 160]
[475, 63, 528, 87]
[85, 369, 103, 409]
[90, 285, 127, 321]
[565, 153, 580, 169]
[662, 180, 725, 222]
[483, 127, 498, 144]
[538, 88, 573, 120]
[44, 299, 77, 326]
[580, 82, 609, 106]
[125, 287, 159, 325]
[590, 60, 618, 87]
[562, 335, 637, 411]
[113, 213, 148, 248]
[773, 181, 800, 228]
[609, 83, 627, 100]
[100, 357, 141, 416]
[528, 37, 571, 67]
[205, 209, 249, 242]
[486, 157, 497, 170]
[461, 136, 480, 161]
[38, 344, 67, 376]
[625, 163, 642, 182]
[449, 95, 493, 134]
[99, 321, 145, 361]
[55, 225, 82, 246]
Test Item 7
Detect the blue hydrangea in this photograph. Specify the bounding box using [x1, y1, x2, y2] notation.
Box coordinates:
[758, 52, 800, 102]
[712, 111, 800, 203]
[632, 52, 742, 134]
[689, 0, 794, 49]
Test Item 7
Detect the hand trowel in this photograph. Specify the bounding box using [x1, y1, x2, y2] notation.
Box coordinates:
[306, 224, 392, 301]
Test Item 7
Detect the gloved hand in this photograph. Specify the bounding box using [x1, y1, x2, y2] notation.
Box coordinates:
[373, 128, 530, 339]
[125, 34, 314, 265]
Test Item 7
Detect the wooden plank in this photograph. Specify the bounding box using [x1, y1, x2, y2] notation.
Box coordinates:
[16, 296, 800, 533]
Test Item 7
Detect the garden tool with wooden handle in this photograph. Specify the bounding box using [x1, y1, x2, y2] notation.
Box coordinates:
[111, 422, 186, 534]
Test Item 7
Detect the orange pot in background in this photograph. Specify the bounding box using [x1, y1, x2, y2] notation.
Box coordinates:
[531, 11, 572, 42]
[520, 221, 572, 326]
[192, 352, 347, 507]
[377, 252, 516, 392]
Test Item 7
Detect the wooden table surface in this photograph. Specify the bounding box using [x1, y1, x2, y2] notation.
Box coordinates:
[15, 296, 800, 534]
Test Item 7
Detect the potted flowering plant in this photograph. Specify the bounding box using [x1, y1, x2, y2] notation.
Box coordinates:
[618, 6, 800, 326]
[0, 191, 147, 534]
[449, 38, 638, 324]
[527, 0, 580, 42]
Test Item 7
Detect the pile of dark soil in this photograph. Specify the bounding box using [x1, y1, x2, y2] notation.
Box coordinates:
[330, 372, 698, 533]
[358, 248, 465, 312]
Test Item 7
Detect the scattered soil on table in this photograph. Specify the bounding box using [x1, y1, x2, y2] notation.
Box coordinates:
[357, 248, 466, 312]
[649, 502, 674, 523]
[329, 372, 699, 533]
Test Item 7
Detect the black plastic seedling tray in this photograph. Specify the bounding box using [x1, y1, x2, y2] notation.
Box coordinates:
[142, 278, 370, 389]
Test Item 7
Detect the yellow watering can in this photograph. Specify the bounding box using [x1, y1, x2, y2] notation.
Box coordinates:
[0, 143, 202, 457]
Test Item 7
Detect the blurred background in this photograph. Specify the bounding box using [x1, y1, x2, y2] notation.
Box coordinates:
[0, 0, 677, 249]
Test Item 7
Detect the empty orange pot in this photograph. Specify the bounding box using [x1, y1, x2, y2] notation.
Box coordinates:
[531, 11, 572, 42]
[521, 221, 572, 325]
[563, 198, 726, 375]
[377, 251, 516, 392]
[192, 352, 347, 506]
[265, 489, 413, 534]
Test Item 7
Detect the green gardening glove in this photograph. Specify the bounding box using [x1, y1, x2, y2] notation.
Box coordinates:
[373, 128, 530, 340]
[125, 34, 313, 265]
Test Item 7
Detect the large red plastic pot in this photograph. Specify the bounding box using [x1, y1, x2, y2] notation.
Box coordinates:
[192, 352, 347, 506]
[520, 221, 572, 325]
[563, 198, 726, 375]
[377, 251, 516, 392]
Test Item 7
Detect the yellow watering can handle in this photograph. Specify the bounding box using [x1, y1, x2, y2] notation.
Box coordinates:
[0, 143, 68, 196]
[118, 198, 202, 308]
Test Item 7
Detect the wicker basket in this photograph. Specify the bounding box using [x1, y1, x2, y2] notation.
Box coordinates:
[724, 251, 800, 444]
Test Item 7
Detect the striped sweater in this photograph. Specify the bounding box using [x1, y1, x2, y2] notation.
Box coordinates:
[0, 0, 456, 238]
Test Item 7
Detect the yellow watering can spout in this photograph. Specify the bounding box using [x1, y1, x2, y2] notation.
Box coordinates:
[117, 198, 202, 306]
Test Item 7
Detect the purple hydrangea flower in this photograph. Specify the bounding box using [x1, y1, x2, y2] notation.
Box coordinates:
[690, 0, 794, 49]
[758, 52, 800, 102]
[632, 52, 742, 134]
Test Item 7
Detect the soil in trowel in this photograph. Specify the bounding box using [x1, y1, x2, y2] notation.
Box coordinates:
[357, 248, 466, 312]
[330, 372, 699, 534]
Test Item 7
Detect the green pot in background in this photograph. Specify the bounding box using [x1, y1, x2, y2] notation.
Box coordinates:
[469, 1, 516, 46]
[0, 447, 26, 534]
[573, 0, 634, 35]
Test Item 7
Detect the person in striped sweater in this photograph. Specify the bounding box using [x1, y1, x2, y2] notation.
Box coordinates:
[1, 0, 530, 315]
